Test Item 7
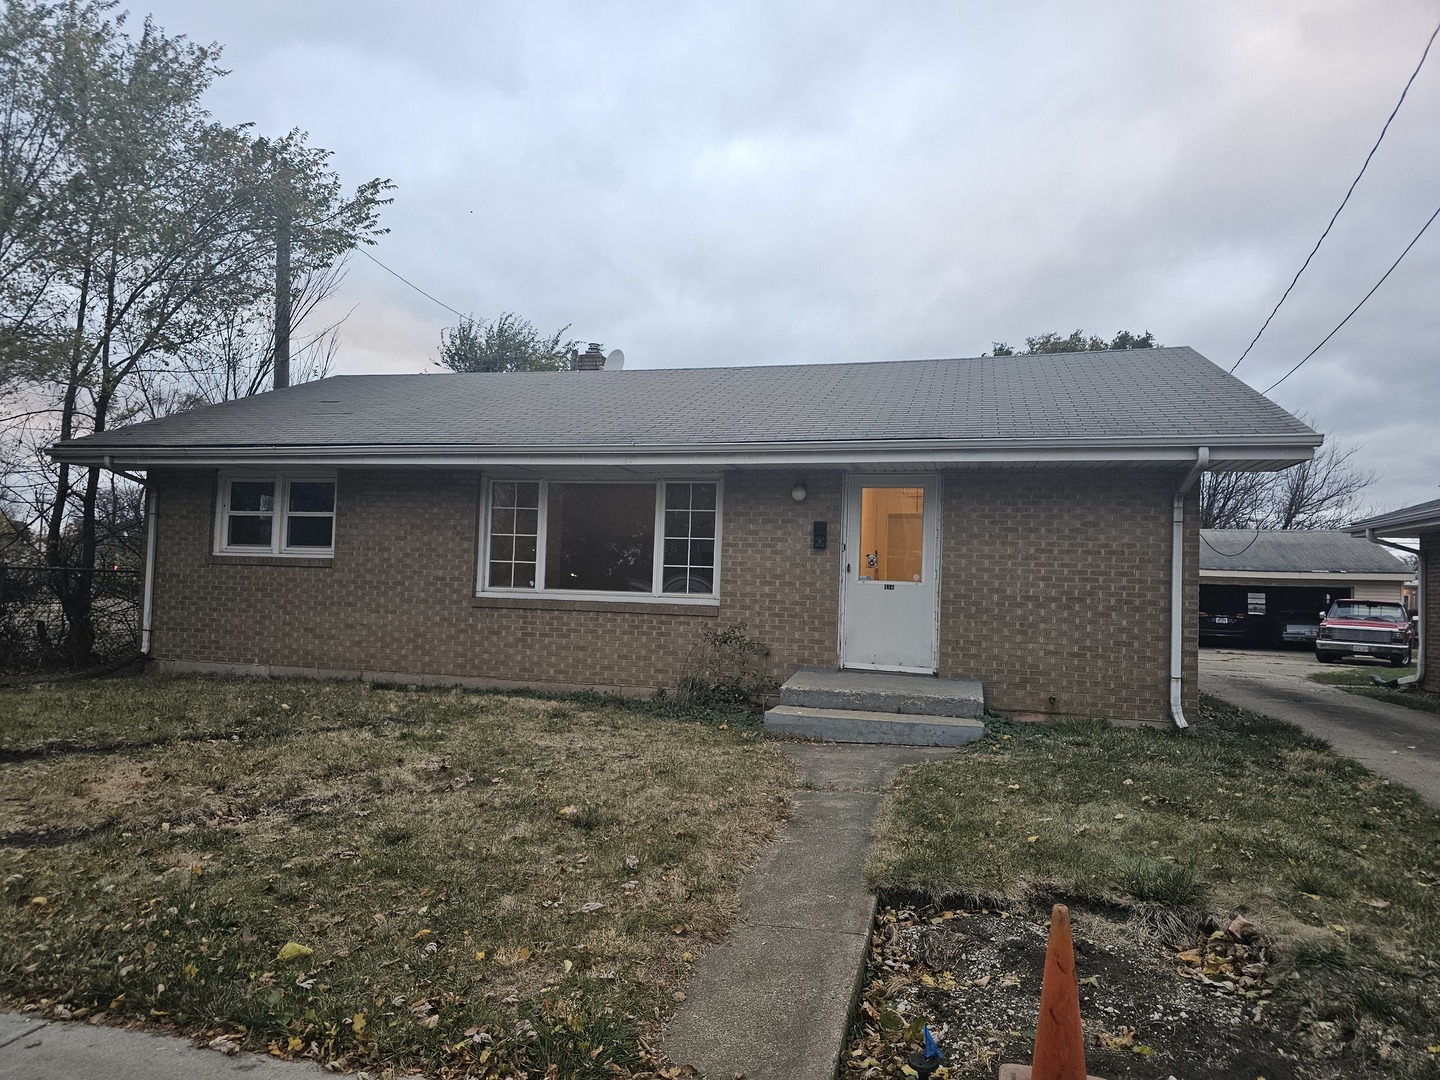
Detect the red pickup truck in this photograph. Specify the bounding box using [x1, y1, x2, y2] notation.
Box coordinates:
[1315, 599, 1413, 667]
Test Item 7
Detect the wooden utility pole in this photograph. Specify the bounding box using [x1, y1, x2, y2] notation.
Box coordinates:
[273, 193, 291, 390]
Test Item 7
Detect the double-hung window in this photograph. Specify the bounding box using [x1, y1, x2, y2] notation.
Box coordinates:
[481, 479, 720, 600]
[216, 472, 337, 556]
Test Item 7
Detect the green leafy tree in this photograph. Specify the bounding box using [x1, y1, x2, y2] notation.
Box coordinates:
[986, 330, 1158, 356]
[0, 1, 391, 661]
[437, 312, 578, 373]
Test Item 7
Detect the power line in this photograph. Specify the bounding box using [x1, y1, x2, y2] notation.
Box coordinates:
[357, 247, 468, 320]
[1231, 15, 1440, 374]
[1263, 200, 1440, 394]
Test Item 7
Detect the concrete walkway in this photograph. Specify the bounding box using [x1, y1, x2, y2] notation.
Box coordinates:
[0, 1012, 323, 1079]
[1201, 647, 1440, 807]
[663, 742, 952, 1080]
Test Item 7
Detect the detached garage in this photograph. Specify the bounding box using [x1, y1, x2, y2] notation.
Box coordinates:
[1200, 529, 1413, 644]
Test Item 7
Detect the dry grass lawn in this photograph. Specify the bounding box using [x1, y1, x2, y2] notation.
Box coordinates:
[0, 674, 794, 1077]
[867, 696, 1440, 1076]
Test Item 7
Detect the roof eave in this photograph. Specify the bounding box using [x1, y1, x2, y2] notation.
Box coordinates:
[1349, 512, 1440, 538]
[50, 433, 1322, 471]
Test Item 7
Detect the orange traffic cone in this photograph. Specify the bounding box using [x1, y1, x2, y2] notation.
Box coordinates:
[998, 904, 1103, 1080]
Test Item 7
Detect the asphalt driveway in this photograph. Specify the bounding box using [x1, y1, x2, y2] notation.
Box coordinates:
[1201, 646, 1440, 808]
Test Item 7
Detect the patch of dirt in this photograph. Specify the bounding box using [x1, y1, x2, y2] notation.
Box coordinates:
[845, 904, 1347, 1080]
[78, 759, 153, 810]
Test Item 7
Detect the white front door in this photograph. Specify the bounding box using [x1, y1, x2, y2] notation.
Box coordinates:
[839, 474, 940, 673]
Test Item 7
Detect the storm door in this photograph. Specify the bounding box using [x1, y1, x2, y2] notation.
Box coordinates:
[838, 475, 940, 672]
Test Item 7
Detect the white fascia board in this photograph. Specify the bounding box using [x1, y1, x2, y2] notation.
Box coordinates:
[58, 433, 1321, 471]
[1349, 515, 1440, 538]
[1200, 570, 1413, 583]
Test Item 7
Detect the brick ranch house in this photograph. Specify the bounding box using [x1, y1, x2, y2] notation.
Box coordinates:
[52, 346, 1320, 726]
[1351, 498, 1440, 693]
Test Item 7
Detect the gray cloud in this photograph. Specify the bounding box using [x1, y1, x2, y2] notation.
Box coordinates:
[138, 0, 1440, 510]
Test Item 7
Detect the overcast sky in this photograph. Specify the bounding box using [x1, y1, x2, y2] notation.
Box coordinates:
[138, 0, 1440, 512]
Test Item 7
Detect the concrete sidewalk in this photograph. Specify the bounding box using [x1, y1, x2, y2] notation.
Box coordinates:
[0, 1011, 324, 1080]
[662, 742, 951, 1080]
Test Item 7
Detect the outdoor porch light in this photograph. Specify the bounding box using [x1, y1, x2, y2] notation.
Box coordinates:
[791, 481, 808, 502]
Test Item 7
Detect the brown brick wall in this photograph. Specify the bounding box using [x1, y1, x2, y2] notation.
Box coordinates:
[150, 465, 1195, 722]
[150, 468, 843, 694]
[1423, 533, 1438, 693]
[936, 469, 1197, 722]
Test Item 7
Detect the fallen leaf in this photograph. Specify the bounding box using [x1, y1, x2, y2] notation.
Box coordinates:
[1363, 898, 1391, 910]
[1026, 835, 1039, 844]
[276, 942, 313, 963]
[557, 805, 579, 820]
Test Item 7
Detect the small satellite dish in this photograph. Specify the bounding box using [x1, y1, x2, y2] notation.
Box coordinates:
[606, 349, 625, 370]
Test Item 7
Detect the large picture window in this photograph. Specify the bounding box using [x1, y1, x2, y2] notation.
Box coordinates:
[481, 479, 720, 600]
[216, 472, 336, 556]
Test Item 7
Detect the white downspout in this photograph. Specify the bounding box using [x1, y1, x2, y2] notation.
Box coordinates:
[1367, 528, 1424, 687]
[140, 485, 157, 656]
[1170, 447, 1210, 729]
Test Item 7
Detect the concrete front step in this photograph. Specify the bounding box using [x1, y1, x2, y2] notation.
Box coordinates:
[779, 668, 985, 719]
[764, 705, 985, 746]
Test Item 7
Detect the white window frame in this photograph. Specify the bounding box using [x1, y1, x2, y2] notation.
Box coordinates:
[214, 470, 338, 557]
[476, 476, 723, 605]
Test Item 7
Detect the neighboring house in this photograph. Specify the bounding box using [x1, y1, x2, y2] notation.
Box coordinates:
[1200, 529, 1413, 642]
[50, 347, 1320, 725]
[1350, 499, 1440, 693]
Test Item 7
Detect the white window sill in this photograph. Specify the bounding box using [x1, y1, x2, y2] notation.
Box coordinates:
[471, 592, 720, 616]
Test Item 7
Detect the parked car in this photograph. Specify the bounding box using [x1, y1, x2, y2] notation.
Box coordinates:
[1199, 608, 1253, 643]
[1315, 600, 1412, 667]
[1273, 609, 1321, 647]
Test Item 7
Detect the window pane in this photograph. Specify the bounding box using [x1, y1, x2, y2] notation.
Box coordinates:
[287, 516, 333, 548]
[690, 539, 714, 567]
[488, 481, 539, 591]
[664, 537, 688, 565]
[664, 510, 689, 537]
[665, 484, 691, 510]
[692, 483, 716, 511]
[858, 487, 925, 582]
[545, 483, 655, 591]
[228, 514, 272, 546]
[288, 481, 335, 514]
[690, 510, 716, 538]
[230, 481, 274, 513]
[663, 569, 713, 594]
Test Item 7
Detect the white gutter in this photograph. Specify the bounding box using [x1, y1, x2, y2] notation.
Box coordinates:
[140, 485, 157, 656]
[1366, 528, 1424, 687]
[1170, 447, 1210, 729]
[50, 434, 1320, 470]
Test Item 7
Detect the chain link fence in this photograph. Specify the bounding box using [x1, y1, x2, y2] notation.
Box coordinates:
[0, 565, 142, 673]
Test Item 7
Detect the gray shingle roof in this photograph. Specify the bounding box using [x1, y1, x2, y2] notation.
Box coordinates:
[1201, 530, 1412, 574]
[53, 346, 1317, 462]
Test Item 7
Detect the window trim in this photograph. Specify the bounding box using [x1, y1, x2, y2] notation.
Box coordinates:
[214, 470, 338, 557]
[475, 476, 723, 605]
